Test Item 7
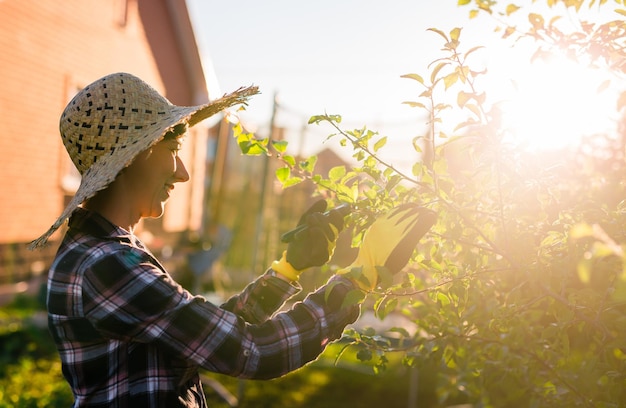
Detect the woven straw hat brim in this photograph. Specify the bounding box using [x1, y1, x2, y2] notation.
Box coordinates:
[29, 84, 259, 249]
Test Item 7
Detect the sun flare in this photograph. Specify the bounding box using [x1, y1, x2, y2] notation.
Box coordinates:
[492, 52, 617, 151]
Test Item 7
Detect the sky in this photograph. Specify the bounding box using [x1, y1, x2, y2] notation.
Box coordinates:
[186, 0, 622, 165]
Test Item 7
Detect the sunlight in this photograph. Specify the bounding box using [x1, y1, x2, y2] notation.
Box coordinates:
[494, 52, 616, 151]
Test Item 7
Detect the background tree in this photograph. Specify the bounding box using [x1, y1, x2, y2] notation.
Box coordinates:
[237, 0, 626, 406]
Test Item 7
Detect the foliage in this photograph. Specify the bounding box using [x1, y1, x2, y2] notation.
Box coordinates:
[0, 358, 72, 408]
[458, 0, 626, 80]
[0, 296, 73, 407]
[233, 1, 626, 406]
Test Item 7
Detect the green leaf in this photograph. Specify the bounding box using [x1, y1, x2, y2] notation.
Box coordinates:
[275, 167, 290, 183]
[375, 296, 398, 320]
[402, 101, 426, 109]
[444, 345, 457, 368]
[389, 327, 410, 338]
[373, 136, 387, 152]
[413, 143, 423, 154]
[457, 66, 470, 83]
[282, 155, 296, 166]
[299, 155, 317, 173]
[506, 4, 520, 15]
[356, 348, 373, 362]
[308, 115, 324, 125]
[464, 45, 485, 58]
[400, 73, 424, 84]
[437, 292, 451, 306]
[333, 343, 353, 366]
[430, 62, 448, 83]
[427, 28, 449, 42]
[246, 142, 267, 155]
[272, 140, 288, 153]
[329, 165, 346, 181]
[443, 73, 458, 90]
[457, 91, 472, 108]
[444, 39, 460, 50]
[238, 137, 268, 155]
[434, 103, 451, 112]
[450, 27, 462, 41]
[377, 265, 394, 289]
[335, 183, 355, 200]
[308, 114, 342, 125]
[282, 177, 303, 188]
[502, 26, 516, 39]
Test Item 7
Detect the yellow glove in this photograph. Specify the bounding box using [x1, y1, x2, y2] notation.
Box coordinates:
[272, 200, 348, 281]
[338, 204, 437, 290]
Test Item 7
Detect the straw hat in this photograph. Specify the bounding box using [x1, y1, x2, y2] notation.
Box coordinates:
[29, 72, 258, 249]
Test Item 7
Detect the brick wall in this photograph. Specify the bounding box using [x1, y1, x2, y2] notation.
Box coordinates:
[0, 0, 210, 281]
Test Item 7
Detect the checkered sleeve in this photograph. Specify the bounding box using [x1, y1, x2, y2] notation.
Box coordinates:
[81, 246, 360, 380]
[219, 272, 300, 323]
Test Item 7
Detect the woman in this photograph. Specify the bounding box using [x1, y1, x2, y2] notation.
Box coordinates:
[31, 72, 434, 407]
[27, 72, 360, 407]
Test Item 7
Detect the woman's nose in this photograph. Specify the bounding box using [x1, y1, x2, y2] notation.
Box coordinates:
[174, 156, 190, 183]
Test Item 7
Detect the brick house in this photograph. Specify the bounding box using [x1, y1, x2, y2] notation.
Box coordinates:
[0, 0, 217, 284]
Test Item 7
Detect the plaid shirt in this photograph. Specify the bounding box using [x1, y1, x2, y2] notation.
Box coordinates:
[47, 208, 360, 407]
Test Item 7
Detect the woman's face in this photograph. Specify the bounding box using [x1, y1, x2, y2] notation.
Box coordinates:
[122, 136, 190, 219]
